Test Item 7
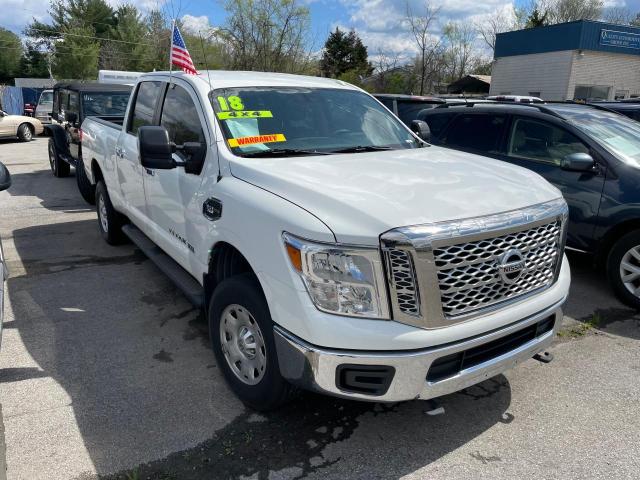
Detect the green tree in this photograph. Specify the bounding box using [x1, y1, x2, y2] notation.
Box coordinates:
[52, 25, 99, 79]
[320, 28, 372, 78]
[19, 43, 51, 78]
[103, 5, 150, 70]
[0, 28, 23, 82]
[526, 8, 548, 28]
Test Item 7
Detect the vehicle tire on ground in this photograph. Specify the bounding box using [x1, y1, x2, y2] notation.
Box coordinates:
[48, 138, 70, 177]
[607, 229, 640, 309]
[95, 181, 127, 245]
[209, 273, 295, 411]
[17, 123, 33, 142]
[76, 161, 96, 205]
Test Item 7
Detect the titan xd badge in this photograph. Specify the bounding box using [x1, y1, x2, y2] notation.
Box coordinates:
[203, 197, 223, 221]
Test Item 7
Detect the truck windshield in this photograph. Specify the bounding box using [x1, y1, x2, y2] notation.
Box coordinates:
[82, 92, 130, 116]
[39, 92, 53, 105]
[210, 87, 420, 156]
[562, 107, 640, 167]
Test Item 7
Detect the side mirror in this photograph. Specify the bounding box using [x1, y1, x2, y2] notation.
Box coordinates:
[138, 126, 176, 169]
[410, 119, 431, 143]
[0, 162, 11, 192]
[561, 152, 595, 172]
[51, 112, 59, 121]
[66, 112, 78, 124]
[0, 111, 5, 117]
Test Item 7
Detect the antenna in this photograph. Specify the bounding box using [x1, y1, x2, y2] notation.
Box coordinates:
[198, 30, 213, 92]
[169, 18, 175, 86]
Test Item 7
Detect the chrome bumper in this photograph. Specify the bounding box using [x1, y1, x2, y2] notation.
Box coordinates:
[274, 300, 564, 402]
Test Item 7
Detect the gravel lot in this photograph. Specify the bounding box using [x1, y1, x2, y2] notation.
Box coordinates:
[0, 137, 639, 480]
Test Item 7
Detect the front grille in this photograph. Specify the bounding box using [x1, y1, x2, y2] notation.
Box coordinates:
[434, 221, 561, 318]
[385, 249, 420, 316]
[426, 314, 555, 383]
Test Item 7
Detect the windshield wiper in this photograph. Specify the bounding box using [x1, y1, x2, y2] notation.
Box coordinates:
[328, 145, 393, 153]
[241, 148, 332, 158]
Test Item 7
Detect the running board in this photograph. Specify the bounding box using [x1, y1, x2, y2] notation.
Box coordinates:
[122, 224, 204, 308]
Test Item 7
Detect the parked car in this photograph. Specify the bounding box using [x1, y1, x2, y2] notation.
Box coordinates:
[0, 110, 43, 142]
[487, 95, 544, 103]
[420, 101, 640, 308]
[589, 101, 640, 121]
[35, 89, 54, 124]
[46, 82, 132, 204]
[81, 71, 570, 410]
[373, 94, 445, 126]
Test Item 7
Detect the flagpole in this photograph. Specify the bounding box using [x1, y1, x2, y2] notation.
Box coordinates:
[169, 18, 175, 86]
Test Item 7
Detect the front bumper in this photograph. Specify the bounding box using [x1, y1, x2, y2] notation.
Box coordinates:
[274, 299, 564, 402]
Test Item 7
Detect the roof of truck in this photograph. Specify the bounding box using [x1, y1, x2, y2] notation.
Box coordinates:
[140, 70, 359, 90]
[53, 82, 133, 92]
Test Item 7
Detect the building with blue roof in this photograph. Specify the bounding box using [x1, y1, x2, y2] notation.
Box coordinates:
[490, 20, 640, 101]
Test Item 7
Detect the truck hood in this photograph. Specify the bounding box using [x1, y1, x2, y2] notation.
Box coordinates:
[229, 146, 562, 245]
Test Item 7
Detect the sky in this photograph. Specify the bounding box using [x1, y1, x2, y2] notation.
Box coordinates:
[2, 0, 640, 59]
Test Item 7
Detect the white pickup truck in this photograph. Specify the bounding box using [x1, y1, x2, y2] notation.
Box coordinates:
[81, 71, 571, 410]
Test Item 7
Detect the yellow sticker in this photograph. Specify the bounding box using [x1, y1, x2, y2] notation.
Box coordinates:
[228, 133, 286, 148]
[217, 110, 273, 120]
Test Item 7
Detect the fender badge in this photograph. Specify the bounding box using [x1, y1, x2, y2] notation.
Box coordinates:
[203, 197, 222, 221]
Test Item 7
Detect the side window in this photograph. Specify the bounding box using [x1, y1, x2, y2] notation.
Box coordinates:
[68, 92, 79, 114]
[421, 112, 455, 139]
[443, 113, 506, 153]
[60, 91, 69, 115]
[507, 118, 589, 166]
[160, 84, 206, 173]
[128, 81, 162, 135]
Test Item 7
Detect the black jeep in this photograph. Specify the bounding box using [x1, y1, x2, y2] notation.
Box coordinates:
[46, 82, 132, 204]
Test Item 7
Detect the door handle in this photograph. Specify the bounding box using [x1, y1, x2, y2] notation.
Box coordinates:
[144, 168, 155, 176]
[115, 147, 125, 158]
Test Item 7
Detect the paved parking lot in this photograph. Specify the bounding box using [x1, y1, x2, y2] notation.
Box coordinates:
[0, 137, 639, 480]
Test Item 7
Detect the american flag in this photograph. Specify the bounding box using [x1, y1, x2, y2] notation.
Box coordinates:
[171, 24, 198, 75]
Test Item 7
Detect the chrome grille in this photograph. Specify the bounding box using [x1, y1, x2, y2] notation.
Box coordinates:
[435, 221, 561, 318]
[385, 249, 420, 315]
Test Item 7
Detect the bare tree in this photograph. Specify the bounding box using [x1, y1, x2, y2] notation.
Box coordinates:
[603, 6, 633, 25]
[544, 0, 604, 24]
[476, 5, 528, 53]
[443, 22, 476, 81]
[217, 0, 312, 73]
[405, 0, 441, 95]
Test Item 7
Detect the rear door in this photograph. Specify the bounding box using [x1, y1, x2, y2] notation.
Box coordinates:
[143, 79, 212, 271]
[116, 80, 163, 230]
[500, 116, 606, 250]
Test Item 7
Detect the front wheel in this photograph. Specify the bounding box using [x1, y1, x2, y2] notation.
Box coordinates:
[95, 181, 126, 245]
[209, 274, 294, 411]
[607, 230, 640, 309]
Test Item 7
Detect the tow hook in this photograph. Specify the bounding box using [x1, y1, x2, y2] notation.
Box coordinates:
[533, 351, 554, 363]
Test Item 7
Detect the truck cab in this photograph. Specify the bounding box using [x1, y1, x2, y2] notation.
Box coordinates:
[81, 71, 571, 410]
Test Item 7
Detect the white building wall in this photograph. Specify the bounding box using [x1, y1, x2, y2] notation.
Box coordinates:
[568, 50, 640, 99]
[489, 50, 574, 101]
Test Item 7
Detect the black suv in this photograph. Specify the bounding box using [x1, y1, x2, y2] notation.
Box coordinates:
[374, 94, 445, 126]
[46, 82, 132, 204]
[420, 102, 640, 308]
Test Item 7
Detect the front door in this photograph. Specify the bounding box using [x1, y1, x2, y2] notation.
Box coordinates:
[501, 116, 606, 250]
[115, 80, 163, 229]
[143, 80, 212, 271]
[0, 113, 12, 137]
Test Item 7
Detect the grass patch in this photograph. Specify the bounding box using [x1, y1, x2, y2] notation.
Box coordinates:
[558, 313, 601, 338]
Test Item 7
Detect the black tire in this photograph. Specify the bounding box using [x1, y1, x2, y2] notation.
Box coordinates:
[17, 123, 33, 142]
[209, 274, 294, 411]
[76, 161, 96, 205]
[95, 181, 127, 245]
[607, 229, 640, 309]
[48, 138, 70, 177]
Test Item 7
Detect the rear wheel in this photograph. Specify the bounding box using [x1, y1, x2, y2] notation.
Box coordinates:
[95, 181, 126, 245]
[76, 161, 96, 205]
[17, 123, 33, 142]
[48, 138, 70, 177]
[209, 274, 294, 411]
[607, 230, 640, 309]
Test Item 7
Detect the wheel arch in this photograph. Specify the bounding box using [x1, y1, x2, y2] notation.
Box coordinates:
[204, 241, 258, 308]
[596, 218, 640, 267]
[46, 124, 70, 156]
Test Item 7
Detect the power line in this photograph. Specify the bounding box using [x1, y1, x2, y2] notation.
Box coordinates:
[27, 27, 170, 46]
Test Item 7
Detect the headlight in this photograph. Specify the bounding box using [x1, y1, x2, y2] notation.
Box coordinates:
[283, 233, 389, 319]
